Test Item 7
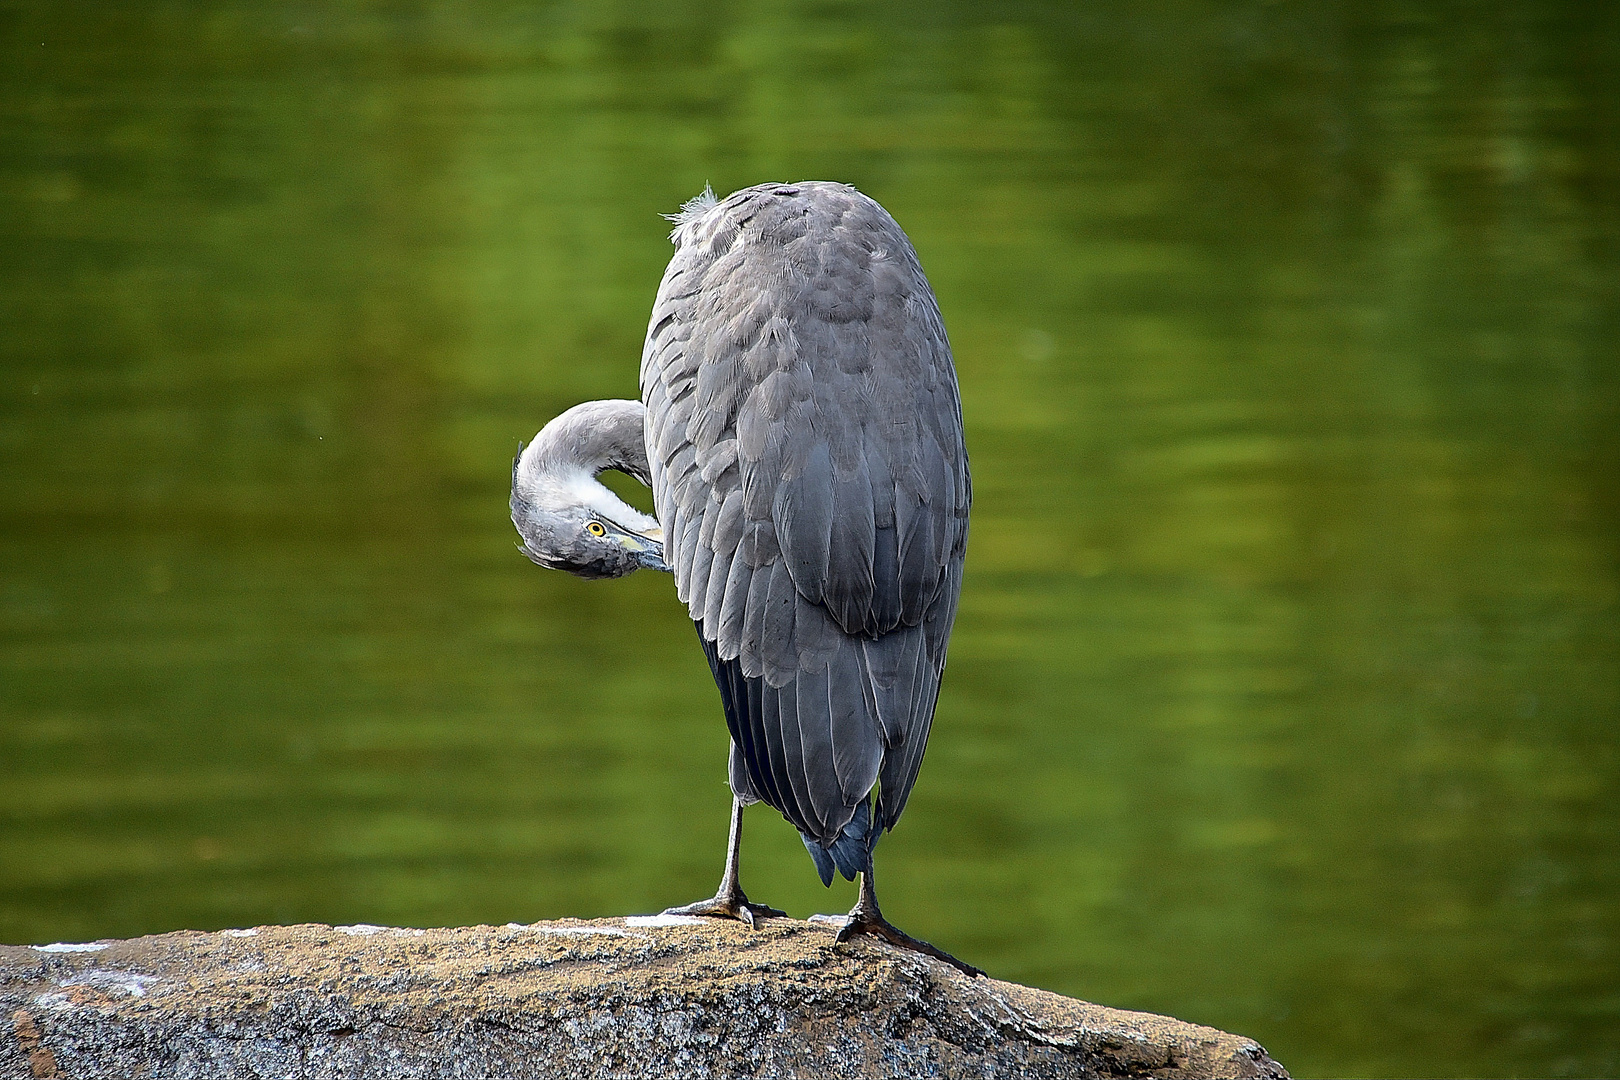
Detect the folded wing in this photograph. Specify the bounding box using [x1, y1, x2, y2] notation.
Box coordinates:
[642, 182, 970, 845]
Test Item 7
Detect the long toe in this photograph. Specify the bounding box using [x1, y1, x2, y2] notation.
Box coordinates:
[660, 894, 785, 927]
[835, 913, 984, 977]
[660, 897, 738, 919]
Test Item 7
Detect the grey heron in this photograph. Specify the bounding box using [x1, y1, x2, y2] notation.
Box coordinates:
[511, 182, 976, 974]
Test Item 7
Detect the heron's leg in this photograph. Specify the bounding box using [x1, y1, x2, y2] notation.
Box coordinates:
[661, 796, 786, 928]
[834, 859, 984, 977]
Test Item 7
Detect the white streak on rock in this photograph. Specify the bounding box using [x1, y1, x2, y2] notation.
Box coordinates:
[33, 942, 108, 953]
[624, 914, 704, 928]
[336, 924, 387, 936]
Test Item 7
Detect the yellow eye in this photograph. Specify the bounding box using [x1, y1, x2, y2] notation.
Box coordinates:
[586, 521, 607, 537]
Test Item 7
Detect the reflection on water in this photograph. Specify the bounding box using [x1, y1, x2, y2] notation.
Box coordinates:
[1, 3, 1615, 1075]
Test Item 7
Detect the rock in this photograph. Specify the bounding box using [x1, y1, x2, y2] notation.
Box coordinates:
[2, 916, 1288, 1079]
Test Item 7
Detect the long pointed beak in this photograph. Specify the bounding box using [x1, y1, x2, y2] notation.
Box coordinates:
[630, 526, 668, 573]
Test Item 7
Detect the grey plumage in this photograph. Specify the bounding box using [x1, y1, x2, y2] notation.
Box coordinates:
[641, 182, 970, 876]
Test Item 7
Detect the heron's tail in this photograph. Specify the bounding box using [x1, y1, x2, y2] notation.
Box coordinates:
[800, 798, 882, 887]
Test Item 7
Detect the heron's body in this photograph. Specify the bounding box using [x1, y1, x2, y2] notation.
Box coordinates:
[511, 182, 974, 971]
[643, 182, 969, 876]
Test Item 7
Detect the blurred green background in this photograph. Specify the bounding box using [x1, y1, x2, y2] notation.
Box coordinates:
[2, 1, 1616, 1075]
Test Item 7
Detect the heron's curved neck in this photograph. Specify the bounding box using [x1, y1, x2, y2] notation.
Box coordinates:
[526, 399, 649, 482]
[515, 399, 659, 532]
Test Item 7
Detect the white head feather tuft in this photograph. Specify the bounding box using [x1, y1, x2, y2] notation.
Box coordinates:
[663, 184, 718, 239]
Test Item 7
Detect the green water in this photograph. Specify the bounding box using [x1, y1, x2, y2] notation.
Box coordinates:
[2, 2, 1616, 1075]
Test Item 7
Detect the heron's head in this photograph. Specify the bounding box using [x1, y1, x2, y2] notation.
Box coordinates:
[511, 401, 667, 580]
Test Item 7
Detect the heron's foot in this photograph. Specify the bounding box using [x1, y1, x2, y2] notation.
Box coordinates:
[834, 911, 985, 977]
[662, 891, 786, 930]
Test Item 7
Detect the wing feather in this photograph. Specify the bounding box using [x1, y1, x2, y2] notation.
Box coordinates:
[686, 522, 714, 616]
[775, 441, 834, 605]
[793, 666, 838, 830]
[829, 642, 883, 804]
[824, 465, 876, 633]
[760, 680, 815, 832]
[715, 552, 752, 657]
[760, 561, 798, 686]
[701, 533, 732, 632]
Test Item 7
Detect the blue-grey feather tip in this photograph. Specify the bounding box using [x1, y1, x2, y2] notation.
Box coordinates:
[801, 834, 836, 887]
[801, 799, 877, 886]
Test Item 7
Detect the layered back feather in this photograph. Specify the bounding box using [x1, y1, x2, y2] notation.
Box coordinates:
[640, 182, 970, 850]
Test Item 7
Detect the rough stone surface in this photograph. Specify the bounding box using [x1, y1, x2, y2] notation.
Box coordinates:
[1, 916, 1288, 1079]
